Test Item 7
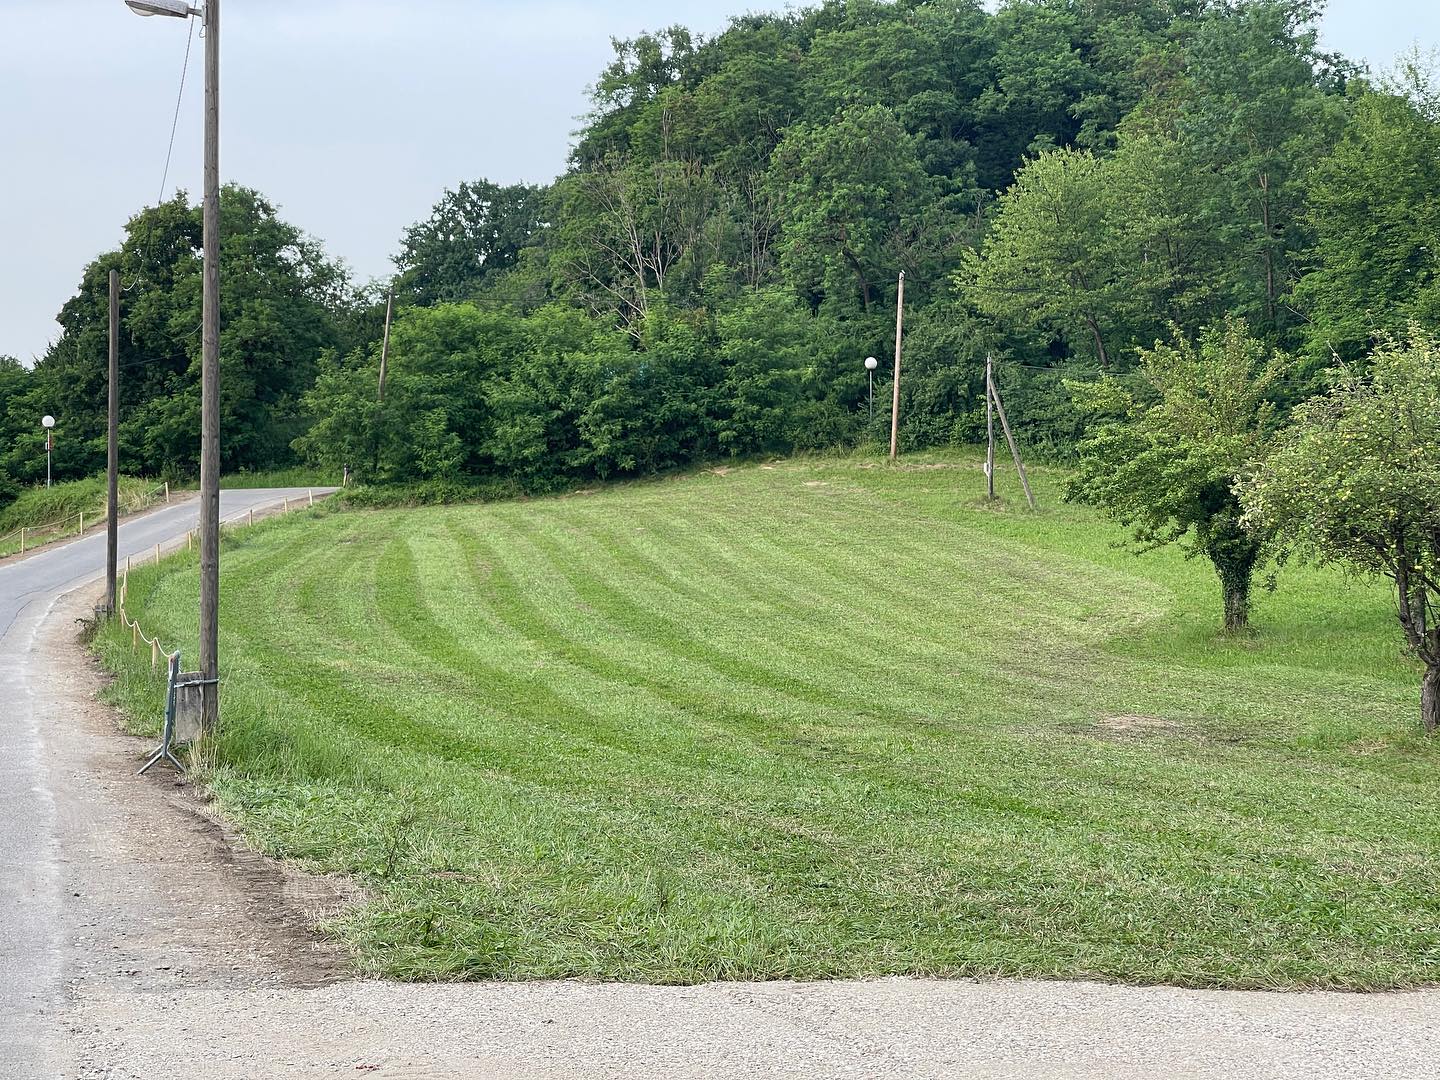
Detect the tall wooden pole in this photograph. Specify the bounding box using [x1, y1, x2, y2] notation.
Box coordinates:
[377, 286, 394, 403]
[889, 271, 905, 462]
[985, 354, 995, 501]
[198, 0, 221, 731]
[106, 270, 120, 615]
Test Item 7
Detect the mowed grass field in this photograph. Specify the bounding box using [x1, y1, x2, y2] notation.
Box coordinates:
[99, 451, 1440, 988]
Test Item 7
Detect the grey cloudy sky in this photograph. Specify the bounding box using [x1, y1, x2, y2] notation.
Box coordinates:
[2, 0, 1437, 364]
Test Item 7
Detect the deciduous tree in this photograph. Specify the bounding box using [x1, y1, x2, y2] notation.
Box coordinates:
[1242, 328, 1440, 732]
[1068, 317, 1288, 632]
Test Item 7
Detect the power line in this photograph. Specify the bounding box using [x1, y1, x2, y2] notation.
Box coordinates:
[157, 17, 197, 206]
[123, 18, 196, 294]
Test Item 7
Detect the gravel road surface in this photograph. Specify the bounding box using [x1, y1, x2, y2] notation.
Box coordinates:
[2, 492, 1438, 1079]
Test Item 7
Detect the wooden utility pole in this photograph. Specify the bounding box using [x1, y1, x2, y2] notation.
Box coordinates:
[889, 271, 905, 462]
[377, 286, 395, 403]
[988, 369, 1037, 511]
[198, 0, 222, 732]
[106, 270, 120, 616]
[984, 354, 996, 501]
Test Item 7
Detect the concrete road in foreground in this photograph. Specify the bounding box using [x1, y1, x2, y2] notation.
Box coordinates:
[3, 489, 1440, 1078]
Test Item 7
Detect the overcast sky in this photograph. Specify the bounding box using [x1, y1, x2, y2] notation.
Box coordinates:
[2, 0, 1437, 364]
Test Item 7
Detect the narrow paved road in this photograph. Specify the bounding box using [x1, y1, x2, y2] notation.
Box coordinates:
[4, 488, 1440, 1078]
[0, 489, 329, 1078]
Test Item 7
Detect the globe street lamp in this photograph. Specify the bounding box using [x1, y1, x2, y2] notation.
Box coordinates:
[41, 415, 55, 488]
[864, 357, 879, 422]
[126, 0, 221, 732]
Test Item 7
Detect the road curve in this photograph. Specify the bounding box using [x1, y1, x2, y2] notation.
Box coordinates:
[0, 488, 330, 1076]
[0, 488, 331, 641]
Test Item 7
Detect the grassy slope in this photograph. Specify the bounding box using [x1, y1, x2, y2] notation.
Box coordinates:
[0, 475, 155, 556]
[98, 451, 1440, 988]
[219, 467, 342, 490]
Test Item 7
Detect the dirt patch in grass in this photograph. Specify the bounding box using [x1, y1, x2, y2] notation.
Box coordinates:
[1095, 714, 1184, 738]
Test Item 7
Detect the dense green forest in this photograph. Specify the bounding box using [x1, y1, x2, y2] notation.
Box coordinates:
[2, 0, 1436, 499]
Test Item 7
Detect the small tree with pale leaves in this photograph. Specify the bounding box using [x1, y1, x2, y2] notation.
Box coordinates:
[1242, 327, 1440, 734]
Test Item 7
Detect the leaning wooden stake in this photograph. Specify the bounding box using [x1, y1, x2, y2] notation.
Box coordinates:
[988, 373, 1037, 511]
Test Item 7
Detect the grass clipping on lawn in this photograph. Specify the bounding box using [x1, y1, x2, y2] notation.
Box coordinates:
[97, 452, 1440, 989]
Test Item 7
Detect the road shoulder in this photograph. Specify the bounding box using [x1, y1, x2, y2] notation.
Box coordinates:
[41, 588, 348, 1074]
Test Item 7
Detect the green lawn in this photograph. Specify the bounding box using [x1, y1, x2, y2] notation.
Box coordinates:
[98, 451, 1440, 988]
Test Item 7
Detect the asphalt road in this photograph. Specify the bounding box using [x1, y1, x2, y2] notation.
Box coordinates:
[0, 489, 328, 1078]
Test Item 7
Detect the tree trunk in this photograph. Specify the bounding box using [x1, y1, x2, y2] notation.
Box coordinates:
[842, 247, 872, 313]
[1423, 665, 1440, 735]
[1212, 549, 1257, 634]
[1222, 572, 1251, 633]
[1084, 316, 1110, 369]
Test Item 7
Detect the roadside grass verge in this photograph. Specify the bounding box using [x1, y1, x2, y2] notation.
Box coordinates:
[219, 467, 342, 490]
[96, 450, 1440, 988]
[0, 475, 157, 557]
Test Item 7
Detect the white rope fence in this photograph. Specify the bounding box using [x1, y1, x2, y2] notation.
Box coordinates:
[117, 561, 181, 671]
[0, 482, 171, 557]
[115, 488, 322, 775]
[115, 488, 319, 671]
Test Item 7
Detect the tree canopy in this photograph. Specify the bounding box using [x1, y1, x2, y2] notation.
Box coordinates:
[2, 0, 1431, 516]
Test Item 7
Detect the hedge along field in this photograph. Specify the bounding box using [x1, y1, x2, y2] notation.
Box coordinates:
[98, 451, 1440, 988]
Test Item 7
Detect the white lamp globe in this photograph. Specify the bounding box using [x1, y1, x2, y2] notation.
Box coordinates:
[864, 357, 878, 371]
[41, 415, 55, 429]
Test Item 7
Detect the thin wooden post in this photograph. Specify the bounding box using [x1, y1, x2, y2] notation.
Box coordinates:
[308, 488, 314, 508]
[889, 271, 906, 462]
[152, 638, 159, 670]
[164, 482, 171, 505]
[19, 528, 25, 555]
[197, 0, 222, 735]
[988, 372, 1037, 511]
[154, 543, 161, 565]
[107, 268, 119, 615]
[985, 355, 996, 501]
[79, 511, 84, 535]
[248, 508, 254, 527]
[377, 286, 395, 403]
[132, 623, 139, 648]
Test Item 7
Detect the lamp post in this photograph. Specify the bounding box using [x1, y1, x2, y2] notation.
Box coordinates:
[864, 356, 878, 424]
[41, 415, 55, 488]
[126, 0, 220, 732]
